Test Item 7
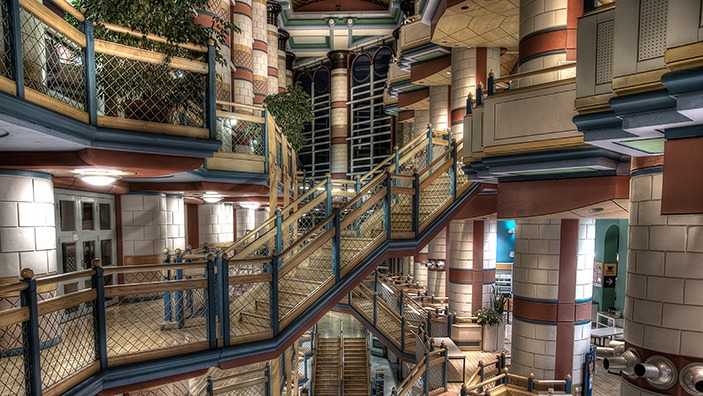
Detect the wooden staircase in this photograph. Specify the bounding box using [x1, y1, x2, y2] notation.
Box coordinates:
[342, 337, 370, 396]
[314, 338, 341, 396]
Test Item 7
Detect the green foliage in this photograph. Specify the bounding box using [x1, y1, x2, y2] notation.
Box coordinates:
[263, 82, 313, 152]
[491, 284, 508, 315]
[475, 308, 503, 327]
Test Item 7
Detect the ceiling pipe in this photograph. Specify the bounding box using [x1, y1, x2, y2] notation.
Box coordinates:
[634, 355, 677, 390]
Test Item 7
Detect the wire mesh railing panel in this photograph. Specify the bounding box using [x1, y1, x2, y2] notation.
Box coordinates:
[37, 295, 96, 390]
[105, 283, 209, 357]
[229, 261, 272, 339]
[20, 7, 86, 110]
[217, 381, 267, 396]
[428, 358, 445, 392]
[455, 142, 471, 192]
[349, 290, 374, 323]
[278, 240, 334, 323]
[1, 1, 14, 82]
[375, 306, 401, 346]
[429, 318, 449, 338]
[419, 174, 453, 225]
[376, 283, 398, 314]
[339, 196, 386, 270]
[216, 118, 265, 155]
[0, 315, 27, 395]
[95, 53, 206, 127]
[409, 371, 425, 396]
[390, 192, 413, 234]
[404, 327, 417, 355]
[397, 142, 428, 176]
[238, 230, 275, 259]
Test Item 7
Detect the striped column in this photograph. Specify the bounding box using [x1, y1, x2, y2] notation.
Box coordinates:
[328, 50, 350, 179]
[428, 227, 448, 298]
[277, 30, 290, 91]
[414, 260, 428, 289]
[429, 85, 450, 131]
[450, 48, 501, 140]
[448, 220, 498, 315]
[251, 0, 268, 105]
[197, 203, 234, 244]
[195, 0, 231, 102]
[621, 158, 703, 395]
[518, 0, 581, 85]
[511, 218, 593, 384]
[412, 110, 429, 138]
[266, 2, 282, 96]
[231, 0, 254, 107]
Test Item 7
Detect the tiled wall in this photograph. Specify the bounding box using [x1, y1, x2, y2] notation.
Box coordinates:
[429, 85, 449, 131]
[511, 319, 558, 379]
[414, 260, 428, 288]
[121, 194, 185, 256]
[428, 228, 446, 261]
[427, 269, 446, 297]
[198, 203, 234, 244]
[236, 208, 255, 239]
[448, 219, 474, 315]
[267, 28, 279, 95]
[513, 219, 562, 301]
[625, 172, 703, 359]
[412, 110, 430, 139]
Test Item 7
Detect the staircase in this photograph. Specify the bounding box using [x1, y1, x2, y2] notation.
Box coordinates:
[342, 337, 370, 396]
[314, 338, 342, 396]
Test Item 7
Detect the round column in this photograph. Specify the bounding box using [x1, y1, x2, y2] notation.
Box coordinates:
[251, 0, 268, 105]
[328, 50, 350, 179]
[480, 219, 498, 308]
[198, 203, 234, 244]
[121, 194, 185, 256]
[448, 219, 474, 315]
[429, 85, 449, 131]
[236, 206, 255, 239]
[0, 171, 57, 351]
[266, 2, 281, 96]
[621, 162, 703, 395]
[518, 0, 580, 86]
[511, 218, 593, 384]
[277, 30, 290, 91]
[414, 260, 428, 289]
[231, 0, 254, 106]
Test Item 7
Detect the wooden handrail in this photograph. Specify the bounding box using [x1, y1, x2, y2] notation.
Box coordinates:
[103, 262, 207, 276]
[105, 279, 208, 298]
[419, 160, 454, 191]
[339, 174, 386, 212]
[0, 281, 28, 295]
[0, 306, 29, 328]
[282, 179, 327, 215]
[279, 227, 335, 278]
[419, 145, 453, 178]
[216, 110, 265, 124]
[340, 189, 385, 229]
[100, 22, 208, 53]
[494, 63, 576, 85]
[35, 269, 95, 286]
[466, 373, 507, 391]
[278, 213, 334, 260]
[359, 155, 394, 183]
[216, 100, 265, 112]
[397, 139, 429, 167]
[94, 39, 208, 74]
[223, 216, 276, 255]
[20, 0, 86, 46]
[37, 289, 96, 316]
[280, 192, 327, 230]
[50, 0, 85, 22]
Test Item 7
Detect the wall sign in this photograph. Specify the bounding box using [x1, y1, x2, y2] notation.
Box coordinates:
[593, 261, 603, 288]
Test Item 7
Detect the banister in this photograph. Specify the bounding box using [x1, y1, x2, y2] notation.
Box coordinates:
[280, 192, 327, 230]
[216, 100, 265, 112]
[99, 21, 208, 53]
[19, 0, 87, 46]
[419, 161, 454, 191]
[35, 269, 96, 286]
[339, 175, 386, 212]
[0, 280, 28, 295]
[102, 262, 207, 275]
[93, 39, 208, 74]
[278, 214, 334, 262]
[222, 216, 276, 255]
[216, 110, 265, 124]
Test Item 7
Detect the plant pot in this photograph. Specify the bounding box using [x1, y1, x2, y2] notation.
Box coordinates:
[482, 320, 506, 352]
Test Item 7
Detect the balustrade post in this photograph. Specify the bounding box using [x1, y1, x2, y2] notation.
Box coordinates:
[275, 209, 283, 254]
[206, 42, 217, 140]
[461, 384, 467, 396]
[442, 342, 449, 391]
[450, 139, 458, 200]
[162, 248, 173, 323]
[91, 259, 108, 369]
[7, 0, 24, 97]
[385, 169, 392, 240]
[426, 311, 432, 335]
[270, 256, 280, 336]
[423, 353, 430, 394]
[218, 253, 231, 346]
[398, 289, 404, 317]
[373, 292, 378, 326]
[393, 145, 400, 174]
[478, 361, 485, 394]
[487, 70, 496, 96]
[447, 312, 452, 338]
[263, 108, 270, 173]
[206, 376, 214, 396]
[83, 17, 97, 125]
[325, 173, 332, 217]
[466, 93, 473, 115]
[527, 373, 535, 392]
[174, 249, 185, 329]
[206, 255, 217, 349]
[400, 316, 406, 352]
[264, 363, 271, 396]
[20, 269, 41, 395]
[426, 126, 433, 166]
[476, 82, 484, 106]
[332, 205, 341, 282]
[565, 374, 573, 394]
[412, 172, 419, 235]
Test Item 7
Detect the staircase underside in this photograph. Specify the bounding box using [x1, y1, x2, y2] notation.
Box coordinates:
[67, 183, 484, 396]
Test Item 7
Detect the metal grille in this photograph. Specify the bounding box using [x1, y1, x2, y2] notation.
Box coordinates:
[397, 140, 429, 176]
[390, 190, 413, 234]
[339, 191, 386, 270]
[427, 356, 445, 392]
[38, 298, 96, 390]
[638, 0, 668, 61]
[0, 318, 27, 395]
[217, 382, 267, 396]
[298, 73, 330, 180]
[217, 118, 265, 155]
[409, 370, 424, 396]
[596, 20, 614, 85]
[419, 173, 452, 225]
[0, 1, 13, 81]
[105, 283, 208, 357]
[95, 53, 206, 127]
[229, 263, 272, 339]
[20, 7, 86, 110]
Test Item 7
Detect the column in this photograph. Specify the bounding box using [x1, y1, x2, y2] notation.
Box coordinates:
[450, 48, 501, 140]
[121, 194, 185, 256]
[427, 229, 447, 297]
[285, 52, 295, 90]
[620, 161, 703, 395]
[328, 50, 350, 179]
[231, 0, 254, 106]
[0, 171, 57, 350]
[266, 2, 281, 96]
[429, 85, 449, 131]
[236, 206, 255, 239]
[511, 218, 594, 384]
[195, 0, 231, 102]
[255, 207, 270, 228]
[277, 30, 290, 91]
[251, 0, 268, 105]
[517, 0, 580, 86]
[198, 203, 235, 244]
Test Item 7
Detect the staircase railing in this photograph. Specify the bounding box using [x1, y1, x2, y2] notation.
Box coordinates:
[391, 348, 448, 396]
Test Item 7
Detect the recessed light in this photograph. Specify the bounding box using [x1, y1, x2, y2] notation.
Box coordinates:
[461, 6, 469, 10]
[73, 169, 125, 186]
[588, 207, 604, 213]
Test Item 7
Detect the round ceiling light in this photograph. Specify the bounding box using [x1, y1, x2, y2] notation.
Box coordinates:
[74, 169, 124, 186]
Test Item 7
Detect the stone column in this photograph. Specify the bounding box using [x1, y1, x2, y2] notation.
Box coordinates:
[231, 0, 254, 106]
[450, 47, 501, 140]
[429, 85, 449, 131]
[277, 30, 290, 91]
[255, 207, 270, 228]
[511, 218, 594, 384]
[518, 0, 580, 85]
[236, 207, 255, 239]
[251, 0, 268, 105]
[620, 161, 703, 395]
[266, 2, 281, 96]
[121, 194, 185, 256]
[198, 203, 234, 244]
[328, 50, 350, 179]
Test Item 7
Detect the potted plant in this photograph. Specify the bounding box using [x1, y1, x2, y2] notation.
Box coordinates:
[72, 0, 238, 124]
[263, 82, 313, 151]
[476, 286, 509, 352]
[299, 385, 309, 395]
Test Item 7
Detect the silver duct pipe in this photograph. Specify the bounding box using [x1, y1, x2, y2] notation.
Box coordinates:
[634, 355, 677, 390]
[603, 348, 640, 378]
[596, 347, 614, 358]
[609, 341, 625, 354]
[680, 363, 703, 395]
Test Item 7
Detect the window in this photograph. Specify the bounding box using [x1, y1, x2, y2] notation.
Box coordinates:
[59, 200, 75, 231]
[99, 203, 111, 230]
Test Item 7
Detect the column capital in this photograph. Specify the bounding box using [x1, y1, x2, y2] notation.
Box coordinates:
[285, 51, 296, 70]
[267, 1, 282, 26]
[400, 0, 414, 17]
[327, 50, 350, 69]
[278, 29, 290, 51]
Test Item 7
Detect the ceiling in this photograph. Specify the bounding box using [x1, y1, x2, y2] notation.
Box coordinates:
[431, 0, 519, 50]
[290, 0, 390, 11]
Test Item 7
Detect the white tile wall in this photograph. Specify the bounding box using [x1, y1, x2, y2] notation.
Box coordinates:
[448, 219, 473, 314]
[429, 85, 449, 131]
[121, 194, 185, 256]
[625, 172, 703, 358]
[428, 227, 446, 261]
[198, 203, 235, 244]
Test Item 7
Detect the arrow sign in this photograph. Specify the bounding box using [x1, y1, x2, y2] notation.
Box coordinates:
[604, 276, 616, 288]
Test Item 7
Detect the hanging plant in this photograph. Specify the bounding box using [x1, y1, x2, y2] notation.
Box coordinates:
[263, 82, 313, 152]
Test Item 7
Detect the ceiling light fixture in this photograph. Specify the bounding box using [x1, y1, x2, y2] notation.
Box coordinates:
[588, 207, 604, 213]
[202, 191, 224, 203]
[239, 202, 261, 210]
[75, 169, 123, 186]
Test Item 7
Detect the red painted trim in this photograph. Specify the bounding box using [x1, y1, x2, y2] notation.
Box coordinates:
[513, 299, 591, 323]
[519, 30, 567, 64]
[415, 252, 428, 262]
[476, 47, 487, 87]
[100, 369, 209, 395]
[662, 139, 703, 214]
[472, 220, 484, 312]
[268, 67, 278, 77]
[232, 1, 252, 17]
[398, 88, 429, 108]
[631, 154, 664, 171]
[128, 182, 269, 195]
[331, 101, 347, 109]
[398, 111, 415, 123]
[331, 137, 347, 145]
[186, 203, 199, 248]
[52, 177, 129, 195]
[454, 193, 497, 219]
[555, 323, 575, 380]
[233, 68, 253, 82]
[448, 268, 472, 283]
[451, 108, 466, 125]
[410, 55, 452, 83]
[558, 219, 578, 304]
[253, 94, 265, 104]
[253, 40, 267, 52]
[566, 0, 583, 61]
[331, 173, 347, 180]
[294, 0, 386, 12]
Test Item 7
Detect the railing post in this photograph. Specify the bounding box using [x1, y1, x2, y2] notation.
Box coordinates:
[426, 311, 432, 336]
[275, 209, 283, 254]
[400, 316, 406, 352]
[398, 289, 404, 317]
[354, 175, 362, 236]
[270, 256, 280, 336]
[565, 374, 573, 394]
[393, 145, 400, 173]
[447, 312, 453, 338]
[83, 17, 97, 125]
[218, 253, 231, 346]
[91, 259, 108, 370]
[263, 108, 270, 174]
[206, 254, 217, 349]
[7, 0, 24, 98]
[450, 139, 458, 200]
[442, 342, 449, 391]
[206, 376, 214, 396]
[325, 173, 332, 216]
[385, 169, 392, 240]
[527, 373, 535, 392]
[476, 82, 484, 106]
[332, 205, 341, 282]
[423, 353, 430, 394]
[264, 363, 272, 396]
[373, 291, 378, 326]
[412, 172, 420, 235]
[174, 249, 185, 330]
[426, 126, 434, 166]
[162, 249, 173, 323]
[206, 43, 217, 140]
[466, 92, 473, 115]
[461, 384, 467, 396]
[487, 70, 496, 96]
[20, 269, 41, 395]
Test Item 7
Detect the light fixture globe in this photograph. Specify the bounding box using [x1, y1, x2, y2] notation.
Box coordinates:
[75, 169, 123, 186]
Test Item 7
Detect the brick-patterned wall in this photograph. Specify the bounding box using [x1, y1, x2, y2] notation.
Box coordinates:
[514, 219, 562, 301]
[236, 208, 255, 239]
[428, 228, 446, 261]
[121, 194, 185, 256]
[429, 85, 449, 131]
[197, 203, 234, 244]
[448, 219, 474, 315]
[232, 0, 254, 106]
[330, 68, 349, 176]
